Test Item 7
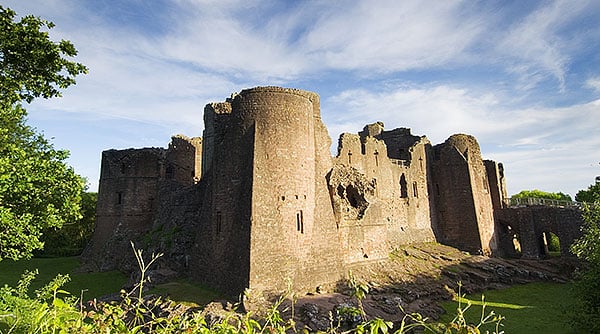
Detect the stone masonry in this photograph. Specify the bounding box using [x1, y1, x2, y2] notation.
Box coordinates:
[82, 86, 582, 297]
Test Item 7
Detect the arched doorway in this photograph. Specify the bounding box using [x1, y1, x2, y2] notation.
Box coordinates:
[543, 231, 561, 257]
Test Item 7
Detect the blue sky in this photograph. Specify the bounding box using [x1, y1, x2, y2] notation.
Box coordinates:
[4, 0, 600, 197]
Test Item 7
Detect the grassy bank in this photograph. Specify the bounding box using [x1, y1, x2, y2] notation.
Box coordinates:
[0, 256, 221, 306]
[440, 282, 576, 334]
[0, 257, 127, 300]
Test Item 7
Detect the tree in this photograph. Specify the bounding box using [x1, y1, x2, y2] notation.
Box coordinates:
[570, 204, 600, 330]
[511, 189, 572, 201]
[1, 6, 87, 105]
[36, 189, 97, 257]
[0, 6, 87, 261]
[575, 181, 600, 203]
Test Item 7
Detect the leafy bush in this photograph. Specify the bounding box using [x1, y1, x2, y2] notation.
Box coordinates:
[570, 202, 600, 331]
[512, 189, 572, 201]
[575, 182, 600, 203]
[547, 232, 560, 253]
[36, 191, 97, 257]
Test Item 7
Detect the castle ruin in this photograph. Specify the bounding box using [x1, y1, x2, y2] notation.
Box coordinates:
[82, 86, 579, 297]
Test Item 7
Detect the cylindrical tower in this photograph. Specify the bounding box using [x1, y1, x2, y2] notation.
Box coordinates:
[233, 87, 318, 292]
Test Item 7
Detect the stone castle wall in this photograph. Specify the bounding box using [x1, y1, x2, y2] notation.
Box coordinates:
[85, 87, 517, 297]
[430, 134, 497, 255]
[82, 136, 201, 272]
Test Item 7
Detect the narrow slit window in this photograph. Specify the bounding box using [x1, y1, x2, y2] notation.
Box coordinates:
[117, 192, 123, 205]
[374, 150, 379, 167]
[216, 211, 222, 235]
[296, 210, 304, 234]
[413, 182, 418, 198]
[348, 152, 353, 164]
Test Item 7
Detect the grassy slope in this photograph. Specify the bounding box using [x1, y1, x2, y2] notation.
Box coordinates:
[0, 257, 127, 300]
[440, 282, 576, 334]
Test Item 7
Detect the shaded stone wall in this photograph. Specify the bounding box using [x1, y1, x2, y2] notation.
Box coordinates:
[484, 160, 508, 210]
[83, 148, 164, 271]
[82, 136, 201, 272]
[430, 135, 496, 255]
[190, 98, 253, 296]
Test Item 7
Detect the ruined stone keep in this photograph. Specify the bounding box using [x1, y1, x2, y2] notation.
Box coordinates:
[83, 86, 578, 297]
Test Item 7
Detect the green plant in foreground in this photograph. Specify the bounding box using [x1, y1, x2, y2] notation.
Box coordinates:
[0, 245, 505, 333]
[0, 270, 84, 333]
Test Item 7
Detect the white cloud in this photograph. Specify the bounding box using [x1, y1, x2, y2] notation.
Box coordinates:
[495, 0, 590, 91]
[587, 77, 600, 93]
[300, 1, 485, 72]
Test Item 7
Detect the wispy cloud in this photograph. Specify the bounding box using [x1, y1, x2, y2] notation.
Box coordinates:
[4, 0, 600, 194]
[587, 77, 600, 93]
[495, 0, 591, 91]
[300, 1, 485, 72]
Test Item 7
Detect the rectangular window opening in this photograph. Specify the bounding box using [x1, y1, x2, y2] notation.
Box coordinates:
[117, 192, 123, 205]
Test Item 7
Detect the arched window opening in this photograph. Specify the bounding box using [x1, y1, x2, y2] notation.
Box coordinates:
[400, 174, 408, 198]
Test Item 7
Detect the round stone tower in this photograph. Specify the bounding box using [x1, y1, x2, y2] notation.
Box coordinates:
[234, 87, 319, 292]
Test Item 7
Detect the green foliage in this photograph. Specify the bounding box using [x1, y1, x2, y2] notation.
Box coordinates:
[0, 270, 83, 333]
[0, 250, 507, 333]
[575, 182, 600, 203]
[36, 191, 97, 257]
[0, 5, 87, 261]
[570, 203, 600, 331]
[512, 189, 572, 201]
[0, 6, 88, 105]
[0, 104, 84, 261]
[546, 232, 560, 253]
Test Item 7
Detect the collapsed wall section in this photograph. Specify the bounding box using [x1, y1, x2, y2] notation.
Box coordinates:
[331, 124, 435, 263]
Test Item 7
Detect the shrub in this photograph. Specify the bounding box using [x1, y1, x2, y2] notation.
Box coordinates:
[570, 202, 600, 331]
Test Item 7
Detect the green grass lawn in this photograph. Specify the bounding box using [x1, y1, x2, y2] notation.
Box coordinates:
[0, 257, 222, 306]
[0, 257, 127, 300]
[440, 282, 577, 334]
